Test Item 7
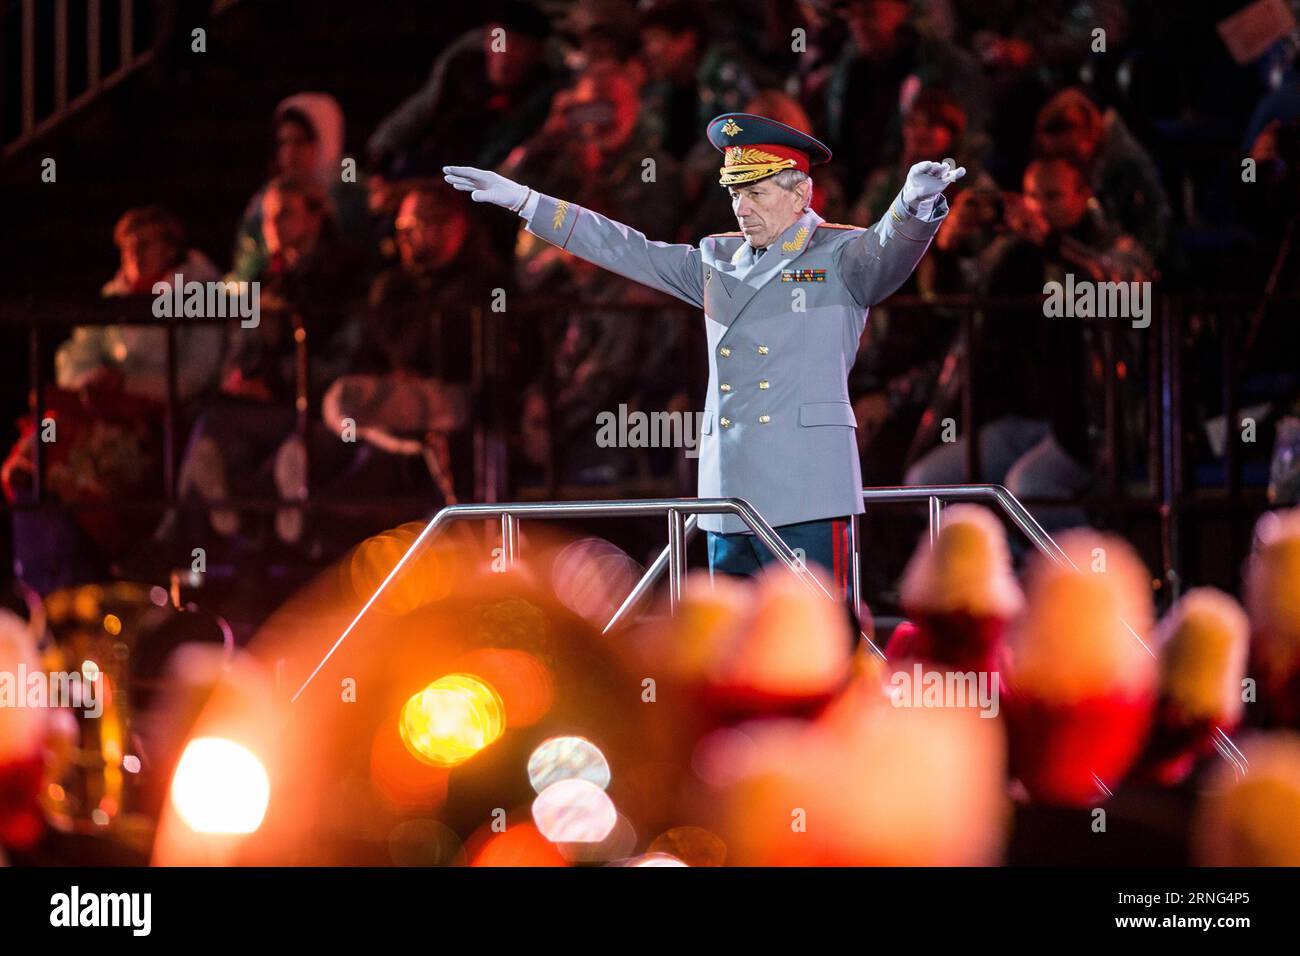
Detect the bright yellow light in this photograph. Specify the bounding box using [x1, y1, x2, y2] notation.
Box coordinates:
[170, 737, 270, 834]
[400, 674, 505, 767]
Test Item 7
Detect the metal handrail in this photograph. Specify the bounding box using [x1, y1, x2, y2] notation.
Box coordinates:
[11, 292, 1291, 590]
[603, 515, 698, 634]
[604, 483, 1071, 646]
[860, 484, 1071, 566]
[860, 483, 1233, 779]
[291, 496, 854, 702]
[861, 483, 1154, 659]
[287, 489, 1234, 785]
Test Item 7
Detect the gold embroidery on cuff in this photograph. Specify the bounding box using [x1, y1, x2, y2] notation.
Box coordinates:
[553, 200, 570, 230]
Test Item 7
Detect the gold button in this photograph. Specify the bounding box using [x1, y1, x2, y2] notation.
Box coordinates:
[720, 417, 732, 428]
[758, 380, 769, 389]
[758, 414, 771, 424]
[757, 345, 769, 355]
[720, 346, 731, 357]
[720, 383, 732, 392]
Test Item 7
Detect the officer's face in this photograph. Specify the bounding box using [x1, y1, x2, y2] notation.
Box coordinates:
[730, 179, 809, 249]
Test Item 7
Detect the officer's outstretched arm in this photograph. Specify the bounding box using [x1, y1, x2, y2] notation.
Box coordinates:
[836, 160, 964, 308]
[444, 166, 705, 309]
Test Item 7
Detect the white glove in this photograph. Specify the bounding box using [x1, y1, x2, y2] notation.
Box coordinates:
[902, 160, 967, 218]
[442, 165, 530, 211]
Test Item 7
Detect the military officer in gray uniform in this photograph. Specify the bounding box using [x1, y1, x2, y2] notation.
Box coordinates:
[445, 113, 963, 595]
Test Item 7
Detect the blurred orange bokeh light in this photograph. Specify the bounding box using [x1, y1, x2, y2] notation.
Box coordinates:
[399, 673, 506, 767]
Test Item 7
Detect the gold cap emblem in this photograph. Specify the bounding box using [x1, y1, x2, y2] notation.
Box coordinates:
[721, 117, 742, 137]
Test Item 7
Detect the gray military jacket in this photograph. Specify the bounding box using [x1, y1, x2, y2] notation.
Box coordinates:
[523, 190, 947, 533]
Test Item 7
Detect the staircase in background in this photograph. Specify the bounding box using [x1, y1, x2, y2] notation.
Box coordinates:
[1, 0, 197, 159]
[1, 0, 471, 297]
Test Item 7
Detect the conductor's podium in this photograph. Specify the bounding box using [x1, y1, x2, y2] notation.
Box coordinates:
[291, 485, 1068, 701]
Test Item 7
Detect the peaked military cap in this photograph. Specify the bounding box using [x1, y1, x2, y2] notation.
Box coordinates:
[706, 113, 833, 187]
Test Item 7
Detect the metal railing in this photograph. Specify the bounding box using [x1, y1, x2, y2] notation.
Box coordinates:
[11, 297, 312, 506]
[274, 488, 1249, 782]
[7, 294, 498, 512]
[278, 486, 1256, 783]
[2, 0, 247, 158]
[864, 482, 1158, 662]
[292, 482, 1079, 701]
[860, 483, 1070, 566]
[5, 0, 150, 158]
[603, 511, 865, 632]
[291, 495, 860, 701]
[6, 290, 1296, 597]
[604, 483, 1070, 639]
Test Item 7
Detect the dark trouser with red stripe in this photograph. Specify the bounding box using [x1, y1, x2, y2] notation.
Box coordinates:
[705, 515, 853, 601]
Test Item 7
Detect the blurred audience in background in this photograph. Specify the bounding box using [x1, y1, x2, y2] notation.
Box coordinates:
[54, 206, 224, 402]
[232, 93, 374, 282]
[167, 175, 366, 545]
[2, 208, 230, 589]
[1033, 87, 1172, 262]
[9, 0, 1300, 573]
[904, 156, 1151, 519]
[315, 185, 499, 513]
[365, 1, 564, 199]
